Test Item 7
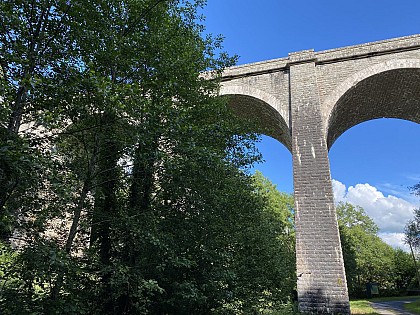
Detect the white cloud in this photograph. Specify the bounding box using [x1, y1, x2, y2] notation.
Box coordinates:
[377, 182, 419, 204]
[378, 232, 409, 251]
[332, 179, 346, 203]
[332, 179, 418, 250]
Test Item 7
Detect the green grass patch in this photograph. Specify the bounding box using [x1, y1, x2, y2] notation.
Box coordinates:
[349, 300, 379, 315]
[404, 299, 420, 314]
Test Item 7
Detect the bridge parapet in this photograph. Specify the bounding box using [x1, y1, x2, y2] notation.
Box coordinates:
[316, 33, 420, 64]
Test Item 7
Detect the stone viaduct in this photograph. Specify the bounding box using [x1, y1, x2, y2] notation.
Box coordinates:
[219, 34, 420, 314]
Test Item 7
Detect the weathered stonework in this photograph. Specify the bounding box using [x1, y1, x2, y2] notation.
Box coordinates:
[220, 34, 420, 314]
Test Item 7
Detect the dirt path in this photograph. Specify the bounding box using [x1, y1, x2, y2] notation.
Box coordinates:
[371, 298, 419, 315]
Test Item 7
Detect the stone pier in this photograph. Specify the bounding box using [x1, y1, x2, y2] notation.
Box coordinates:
[220, 34, 420, 314]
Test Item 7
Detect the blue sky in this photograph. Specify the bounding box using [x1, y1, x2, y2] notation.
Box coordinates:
[201, 0, 420, 249]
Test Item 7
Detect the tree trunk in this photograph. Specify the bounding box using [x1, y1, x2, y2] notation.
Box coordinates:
[409, 241, 420, 288]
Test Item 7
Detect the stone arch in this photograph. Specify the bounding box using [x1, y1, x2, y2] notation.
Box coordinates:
[219, 84, 292, 151]
[325, 59, 420, 149]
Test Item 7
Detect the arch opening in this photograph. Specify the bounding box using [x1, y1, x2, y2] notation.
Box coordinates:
[218, 86, 293, 192]
[220, 88, 291, 152]
[327, 66, 420, 149]
[328, 118, 420, 297]
[254, 134, 293, 194]
[329, 118, 420, 193]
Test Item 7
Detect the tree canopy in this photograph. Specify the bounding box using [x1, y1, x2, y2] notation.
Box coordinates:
[337, 202, 416, 297]
[0, 1, 298, 314]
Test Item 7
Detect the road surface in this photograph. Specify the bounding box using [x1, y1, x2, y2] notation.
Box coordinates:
[371, 298, 419, 315]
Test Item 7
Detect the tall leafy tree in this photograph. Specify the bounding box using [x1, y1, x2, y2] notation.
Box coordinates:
[0, 1, 301, 314]
[393, 248, 417, 292]
[404, 208, 420, 288]
[234, 171, 296, 312]
[0, 0, 74, 241]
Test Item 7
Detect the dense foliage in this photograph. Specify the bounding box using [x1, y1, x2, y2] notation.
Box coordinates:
[404, 204, 420, 288]
[337, 202, 416, 297]
[0, 1, 298, 314]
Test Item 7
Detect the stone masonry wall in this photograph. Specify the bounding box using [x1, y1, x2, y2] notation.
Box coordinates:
[219, 34, 420, 314]
[289, 51, 350, 315]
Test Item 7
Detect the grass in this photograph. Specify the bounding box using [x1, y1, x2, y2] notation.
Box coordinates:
[349, 300, 380, 315]
[404, 298, 420, 314]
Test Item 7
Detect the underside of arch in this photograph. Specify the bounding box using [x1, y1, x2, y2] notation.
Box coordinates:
[219, 85, 291, 151]
[327, 66, 420, 149]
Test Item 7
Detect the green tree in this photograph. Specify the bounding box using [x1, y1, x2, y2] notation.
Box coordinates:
[336, 202, 378, 235]
[337, 202, 411, 297]
[0, 0, 75, 241]
[393, 248, 417, 292]
[404, 208, 420, 288]
[227, 171, 296, 313]
[0, 1, 299, 314]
